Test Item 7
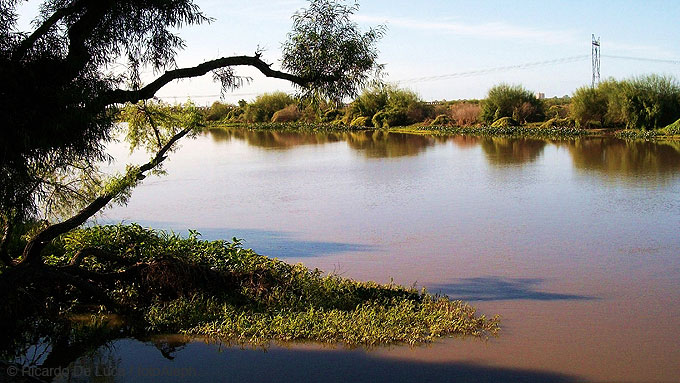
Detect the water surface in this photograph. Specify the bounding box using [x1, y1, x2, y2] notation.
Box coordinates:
[89, 129, 680, 382]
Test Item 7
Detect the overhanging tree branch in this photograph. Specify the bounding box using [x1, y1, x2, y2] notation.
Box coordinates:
[103, 55, 337, 105]
[18, 125, 194, 265]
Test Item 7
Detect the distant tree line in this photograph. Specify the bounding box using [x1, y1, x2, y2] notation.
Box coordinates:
[204, 74, 680, 132]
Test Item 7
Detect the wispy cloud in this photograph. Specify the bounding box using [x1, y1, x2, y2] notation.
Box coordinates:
[605, 41, 678, 59]
[354, 14, 580, 46]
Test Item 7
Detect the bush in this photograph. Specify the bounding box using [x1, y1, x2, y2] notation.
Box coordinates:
[450, 103, 481, 126]
[244, 92, 296, 122]
[661, 118, 680, 135]
[490, 116, 518, 128]
[271, 105, 301, 122]
[350, 116, 371, 127]
[430, 114, 452, 126]
[205, 101, 234, 122]
[481, 84, 543, 124]
[372, 107, 409, 128]
[571, 86, 608, 127]
[343, 86, 389, 124]
[321, 109, 343, 122]
[541, 117, 576, 129]
[343, 85, 426, 126]
[571, 75, 680, 130]
[619, 75, 680, 130]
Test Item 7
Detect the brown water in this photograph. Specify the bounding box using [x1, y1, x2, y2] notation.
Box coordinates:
[75, 130, 680, 382]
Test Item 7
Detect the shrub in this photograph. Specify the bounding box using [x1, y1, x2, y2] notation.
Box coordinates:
[244, 92, 296, 122]
[450, 103, 480, 126]
[541, 117, 576, 129]
[618, 74, 680, 130]
[372, 107, 409, 128]
[343, 86, 389, 124]
[571, 86, 608, 127]
[271, 105, 300, 122]
[481, 84, 543, 124]
[205, 101, 234, 122]
[490, 116, 518, 128]
[430, 114, 452, 126]
[546, 104, 570, 119]
[298, 104, 321, 123]
[572, 75, 680, 130]
[350, 116, 371, 127]
[343, 85, 426, 126]
[321, 109, 343, 122]
[661, 118, 680, 135]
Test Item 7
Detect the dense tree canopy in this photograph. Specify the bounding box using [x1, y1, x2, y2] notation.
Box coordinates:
[0, 0, 384, 265]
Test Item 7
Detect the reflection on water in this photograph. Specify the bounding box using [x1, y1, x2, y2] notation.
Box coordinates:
[479, 138, 547, 166]
[561, 138, 680, 176]
[208, 128, 436, 158]
[209, 128, 680, 177]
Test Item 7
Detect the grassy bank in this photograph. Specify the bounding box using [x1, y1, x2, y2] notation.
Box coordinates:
[6, 224, 498, 348]
[211, 121, 680, 141]
[212, 121, 597, 139]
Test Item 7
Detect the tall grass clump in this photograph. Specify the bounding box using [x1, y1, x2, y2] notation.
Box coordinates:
[481, 84, 543, 125]
[244, 92, 296, 123]
[343, 85, 428, 128]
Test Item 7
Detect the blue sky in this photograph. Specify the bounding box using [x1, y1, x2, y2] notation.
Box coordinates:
[16, 0, 680, 103]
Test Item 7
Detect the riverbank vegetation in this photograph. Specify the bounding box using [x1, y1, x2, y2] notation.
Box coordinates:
[204, 74, 680, 139]
[1, 224, 498, 358]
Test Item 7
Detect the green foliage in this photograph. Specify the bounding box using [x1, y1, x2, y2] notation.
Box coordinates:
[617, 75, 680, 130]
[540, 117, 576, 129]
[350, 116, 371, 127]
[343, 86, 389, 123]
[50, 224, 499, 345]
[244, 92, 296, 123]
[419, 124, 589, 138]
[321, 109, 343, 122]
[281, 0, 385, 103]
[120, 101, 204, 153]
[344, 85, 425, 128]
[431, 114, 452, 126]
[0, 0, 212, 223]
[154, 296, 498, 346]
[574, 75, 680, 130]
[481, 84, 543, 124]
[205, 102, 235, 122]
[490, 116, 518, 128]
[571, 86, 608, 127]
[661, 118, 680, 135]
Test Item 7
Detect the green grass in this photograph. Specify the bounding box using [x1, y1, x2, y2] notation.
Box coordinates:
[46, 224, 499, 346]
[614, 119, 680, 140]
[211, 121, 594, 139]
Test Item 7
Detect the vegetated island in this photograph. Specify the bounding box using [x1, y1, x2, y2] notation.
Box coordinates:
[1, 223, 499, 362]
[202, 75, 680, 140]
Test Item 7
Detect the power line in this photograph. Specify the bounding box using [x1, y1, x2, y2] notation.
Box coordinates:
[393, 55, 590, 84]
[602, 54, 680, 65]
[150, 53, 680, 100]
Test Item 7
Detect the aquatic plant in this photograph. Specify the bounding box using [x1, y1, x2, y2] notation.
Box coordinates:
[37, 224, 499, 346]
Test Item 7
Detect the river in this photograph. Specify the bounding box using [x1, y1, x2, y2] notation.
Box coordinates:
[72, 129, 680, 382]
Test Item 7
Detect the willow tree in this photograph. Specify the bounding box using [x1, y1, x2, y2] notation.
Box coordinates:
[0, 0, 384, 268]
